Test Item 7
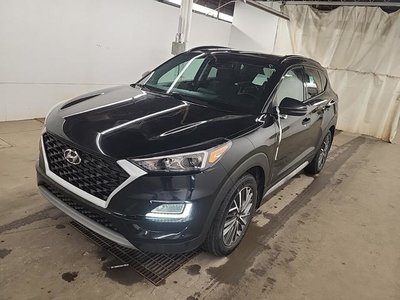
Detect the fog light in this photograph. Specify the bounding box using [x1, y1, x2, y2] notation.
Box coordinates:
[151, 203, 185, 214]
[146, 202, 192, 222]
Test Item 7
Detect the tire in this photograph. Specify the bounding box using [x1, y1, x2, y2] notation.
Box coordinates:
[305, 131, 333, 175]
[203, 173, 257, 256]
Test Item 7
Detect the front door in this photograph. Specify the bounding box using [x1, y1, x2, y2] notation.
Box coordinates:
[271, 67, 315, 180]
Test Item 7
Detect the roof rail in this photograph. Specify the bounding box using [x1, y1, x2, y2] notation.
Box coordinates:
[280, 55, 306, 63]
[189, 46, 231, 52]
[280, 54, 321, 65]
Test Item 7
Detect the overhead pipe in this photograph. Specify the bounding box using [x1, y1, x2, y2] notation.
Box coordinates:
[172, 0, 193, 55]
[179, 0, 193, 44]
[244, 0, 290, 20]
[210, 0, 290, 21]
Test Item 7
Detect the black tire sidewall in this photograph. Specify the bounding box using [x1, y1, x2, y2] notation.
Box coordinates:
[306, 131, 333, 174]
[212, 174, 258, 255]
[317, 131, 332, 172]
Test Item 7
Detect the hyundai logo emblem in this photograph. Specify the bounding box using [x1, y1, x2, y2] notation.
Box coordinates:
[63, 149, 82, 165]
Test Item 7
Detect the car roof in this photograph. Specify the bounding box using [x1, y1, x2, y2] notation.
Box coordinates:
[189, 46, 322, 69]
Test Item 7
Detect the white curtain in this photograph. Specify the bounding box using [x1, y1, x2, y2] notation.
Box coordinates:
[274, 6, 400, 142]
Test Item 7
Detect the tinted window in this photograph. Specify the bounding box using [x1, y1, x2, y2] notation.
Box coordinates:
[304, 67, 322, 99]
[139, 52, 278, 113]
[273, 68, 304, 106]
[319, 70, 327, 91]
[158, 58, 205, 84]
[206, 67, 217, 80]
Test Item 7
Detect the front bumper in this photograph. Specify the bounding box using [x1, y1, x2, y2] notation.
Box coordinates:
[38, 185, 135, 248]
[36, 158, 229, 253]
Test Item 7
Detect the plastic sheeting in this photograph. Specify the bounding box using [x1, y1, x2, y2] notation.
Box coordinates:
[274, 6, 400, 142]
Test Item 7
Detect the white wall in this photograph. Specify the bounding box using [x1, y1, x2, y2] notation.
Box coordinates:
[229, 2, 279, 54]
[0, 0, 231, 121]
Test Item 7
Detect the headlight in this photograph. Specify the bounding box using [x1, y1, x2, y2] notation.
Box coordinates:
[133, 141, 231, 173]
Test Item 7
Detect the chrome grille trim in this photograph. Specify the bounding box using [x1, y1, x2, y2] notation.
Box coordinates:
[41, 133, 147, 208]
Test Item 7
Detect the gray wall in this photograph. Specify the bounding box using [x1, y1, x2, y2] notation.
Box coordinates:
[0, 0, 232, 121]
[229, 2, 279, 54]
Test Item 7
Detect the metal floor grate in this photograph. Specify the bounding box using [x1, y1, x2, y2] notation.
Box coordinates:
[70, 221, 200, 285]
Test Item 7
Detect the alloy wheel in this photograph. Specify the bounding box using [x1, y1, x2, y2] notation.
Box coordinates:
[317, 133, 331, 170]
[222, 186, 254, 247]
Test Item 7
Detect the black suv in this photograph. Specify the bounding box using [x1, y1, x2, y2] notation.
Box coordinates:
[37, 47, 337, 256]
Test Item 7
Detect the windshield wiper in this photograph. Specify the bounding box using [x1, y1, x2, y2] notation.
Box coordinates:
[170, 92, 237, 113]
[170, 92, 206, 105]
[170, 92, 188, 101]
[131, 83, 151, 91]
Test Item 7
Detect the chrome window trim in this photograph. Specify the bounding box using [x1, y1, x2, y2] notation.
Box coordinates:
[40, 133, 147, 208]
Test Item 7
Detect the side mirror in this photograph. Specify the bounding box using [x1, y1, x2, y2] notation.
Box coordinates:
[142, 70, 151, 78]
[278, 97, 307, 116]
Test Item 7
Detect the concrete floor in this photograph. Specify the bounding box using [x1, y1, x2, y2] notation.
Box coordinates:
[1, 119, 400, 300]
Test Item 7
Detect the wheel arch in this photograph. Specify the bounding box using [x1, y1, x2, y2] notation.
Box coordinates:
[199, 152, 271, 247]
[245, 166, 265, 208]
[224, 152, 270, 209]
[329, 125, 336, 138]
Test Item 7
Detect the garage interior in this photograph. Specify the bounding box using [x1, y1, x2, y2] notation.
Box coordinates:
[1, 0, 400, 299]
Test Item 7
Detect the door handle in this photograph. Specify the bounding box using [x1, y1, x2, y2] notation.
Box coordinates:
[302, 117, 311, 125]
[326, 99, 336, 107]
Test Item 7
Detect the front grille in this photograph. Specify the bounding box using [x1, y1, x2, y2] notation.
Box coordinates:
[43, 183, 119, 232]
[43, 133, 129, 201]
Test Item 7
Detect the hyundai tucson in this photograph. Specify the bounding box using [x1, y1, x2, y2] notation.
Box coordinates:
[36, 47, 338, 256]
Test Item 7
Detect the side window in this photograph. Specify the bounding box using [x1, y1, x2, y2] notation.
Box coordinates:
[304, 67, 322, 99]
[273, 68, 304, 106]
[318, 70, 327, 91]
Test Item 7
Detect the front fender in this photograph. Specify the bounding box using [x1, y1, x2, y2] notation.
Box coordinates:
[197, 137, 272, 243]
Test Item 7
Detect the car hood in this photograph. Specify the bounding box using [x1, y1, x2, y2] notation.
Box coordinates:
[46, 85, 259, 159]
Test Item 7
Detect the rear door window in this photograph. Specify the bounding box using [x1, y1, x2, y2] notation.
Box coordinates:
[318, 70, 327, 91]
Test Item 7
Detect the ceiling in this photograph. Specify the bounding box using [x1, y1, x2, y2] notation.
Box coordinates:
[195, 0, 400, 15]
[194, 0, 236, 15]
[262, 0, 400, 13]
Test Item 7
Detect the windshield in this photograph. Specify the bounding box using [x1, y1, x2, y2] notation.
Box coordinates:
[137, 52, 278, 113]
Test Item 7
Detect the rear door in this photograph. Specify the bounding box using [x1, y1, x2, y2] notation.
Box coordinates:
[302, 66, 326, 154]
